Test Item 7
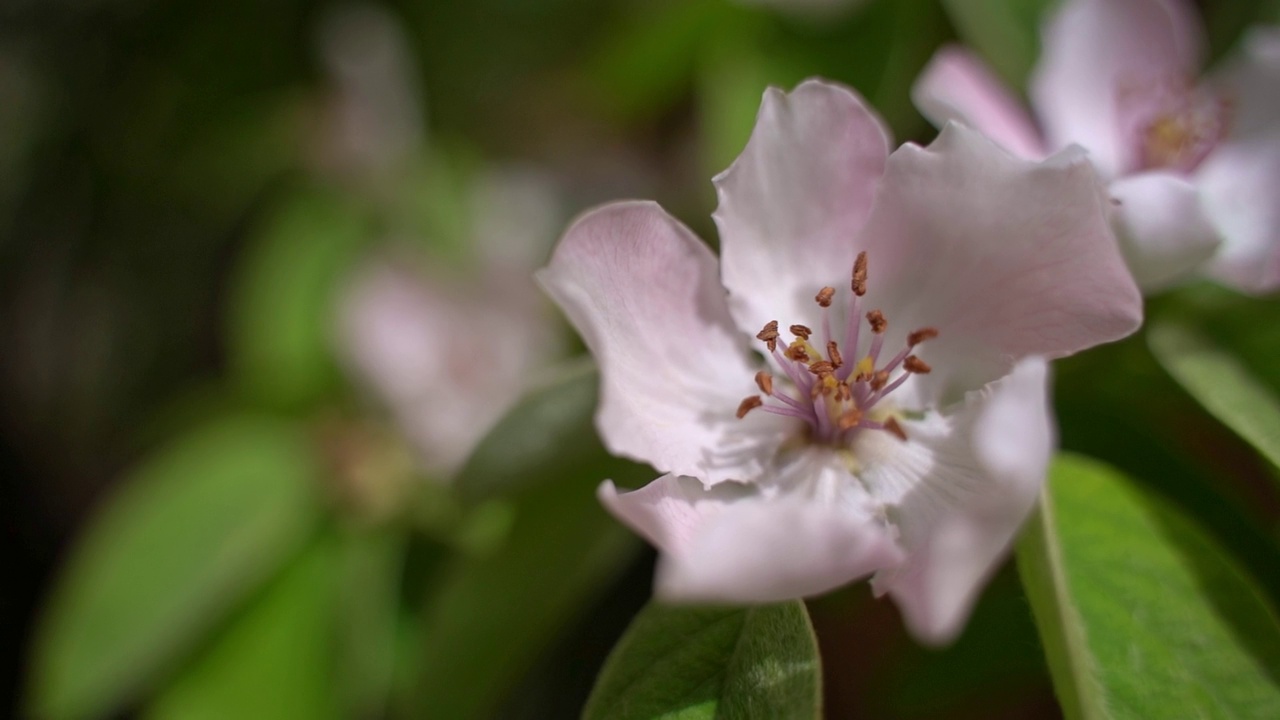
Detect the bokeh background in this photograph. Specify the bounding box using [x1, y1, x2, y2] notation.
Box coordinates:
[3, 0, 1279, 718]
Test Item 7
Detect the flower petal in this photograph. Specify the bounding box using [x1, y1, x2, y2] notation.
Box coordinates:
[538, 201, 796, 485]
[1197, 138, 1280, 294]
[713, 78, 892, 337]
[1108, 171, 1221, 292]
[1211, 26, 1280, 141]
[854, 123, 1142, 405]
[864, 357, 1053, 645]
[601, 463, 904, 603]
[913, 46, 1045, 159]
[1030, 0, 1204, 176]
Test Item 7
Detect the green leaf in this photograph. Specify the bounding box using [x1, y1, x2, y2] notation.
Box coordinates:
[583, 601, 822, 720]
[939, 0, 1052, 91]
[226, 187, 368, 411]
[334, 525, 408, 719]
[406, 363, 650, 720]
[1017, 453, 1280, 720]
[27, 414, 323, 720]
[1149, 320, 1280, 480]
[145, 536, 341, 720]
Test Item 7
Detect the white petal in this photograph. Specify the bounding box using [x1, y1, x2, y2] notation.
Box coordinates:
[601, 457, 904, 604]
[1210, 26, 1280, 141]
[1030, 0, 1204, 176]
[714, 78, 891, 337]
[1197, 138, 1280, 293]
[863, 358, 1053, 645]
[1108, 171, 1221, 292]
[538, 201, 797, 485]
[913, 46, 1045, 159]
[853, 124, 1142, 405]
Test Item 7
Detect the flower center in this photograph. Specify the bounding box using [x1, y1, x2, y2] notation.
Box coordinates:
[736, 251, 937, 446]
[1119, 78, 1230, 173]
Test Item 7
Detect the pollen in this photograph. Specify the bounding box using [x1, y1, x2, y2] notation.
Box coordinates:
[904, 355, 931, 374]
[756, 320, 780, 352]
[837, 408, 864, 430]
[907, 327, 939, 346]
[790, 324, 813, 340]
[755, 370, 774, 396]
[815, 286, 835, 307]
[852, 251, 868, 296]
[883, 417, 908, 442]
[826, 341, 843, 368]
[736, 395, 764, 419]
[866, 310, 887, 334]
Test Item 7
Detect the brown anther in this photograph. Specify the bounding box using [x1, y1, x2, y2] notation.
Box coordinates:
[837, 409, 864, 430]
[870, 369, 891, 391]
[907, 327, 939, 346]
[852, 251, 868, 296]
[866, 309, 887, 334]
[755, 371, 774, 396]
[736, 395, 764, 419]
[790, 324, 812, 340]
[784, 342, 811, 363]
[883, 417, 909, 442]
[808, 360, 835, 376]
[835, 382, 852, 402]
[815, 286, 836, 308]
[904, 355, 932, 374]
[826, 341, 843, 368]
[756, 321, 780, 351]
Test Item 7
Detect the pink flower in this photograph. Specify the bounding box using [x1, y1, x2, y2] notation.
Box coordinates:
[915, 0, 1280, 293]
[538, 80, 1142, 644]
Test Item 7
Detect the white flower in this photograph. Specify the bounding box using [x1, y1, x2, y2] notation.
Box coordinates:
[538, 80, 1142, 643]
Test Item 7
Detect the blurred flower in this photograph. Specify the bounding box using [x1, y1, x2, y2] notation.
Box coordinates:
[337, 164, 565, 479]
[915, 0, 1280, 293]
[538, 80, 1142, 644]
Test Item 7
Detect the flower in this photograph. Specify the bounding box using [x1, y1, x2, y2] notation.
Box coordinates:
[537, 79, 1142, 644]
[915, 0, 1280, 293]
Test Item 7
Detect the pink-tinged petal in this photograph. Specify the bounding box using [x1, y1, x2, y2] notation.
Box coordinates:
[714, 79, 892, 336]
[854, 123, 1142, 405]
[1108, 171, 1221, 292]
[338, 258, 551, 475]
[1030, 0, 1204, 176]
[1197, 139, 1280, 293]
[538, 201, 797, 485]
[864, 357, 1052, 645]
[601, 464, 904, 603]
[913, 46, 1045, 160]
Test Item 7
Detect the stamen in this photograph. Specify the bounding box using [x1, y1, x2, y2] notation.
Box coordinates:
[852, 251, 868, 296]
[784, 340, 811, 363]
[835, 382, 852, 402]
[826, 341, 843, 368]
[756, 320, 780, 352]
[814, 287, 835, 308]
[904, 355, 931, 374]
[907, 328, 939, 346]
[866, 310, 887, 334]
[790, 324, 813, 340]
[755, 371, 774, 396]
[883, 417, 908, 442]
[736, 395, 763, 419]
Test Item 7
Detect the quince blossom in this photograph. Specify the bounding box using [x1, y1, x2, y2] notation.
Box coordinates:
[538, 80, 1142, 643]
[915, 0, 1280, 293]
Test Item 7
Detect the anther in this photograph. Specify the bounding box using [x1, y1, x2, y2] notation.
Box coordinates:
[755, 371, 774, 396]
[815, 287, 835, 308]
[826, 341, 843, 368]
[904, 355, 931, 374]
[736, 396, 764, 419]
[866, 310, 887, 334]
[835, 382, 852, 402]
[907, 328, 939, 346]
[883, 417, 909, 441]
[837, 409, 864, 430]
[807, 360, 835, 376]
[784, 341, 811, 363]
[852, 251, 868, 296]
[756, 320, 780, 352]
[790, 324, 813, 340]
[870, 369, 890, 391]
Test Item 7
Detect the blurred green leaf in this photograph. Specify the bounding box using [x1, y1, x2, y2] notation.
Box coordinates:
[1149, 321, 1280, 481]
[226, 187, 369, 411]
[335, 525, 407, 719]
[583, 601, 822, 720]
[408, 362, 650, 720]
[1017, 453, 1280, 720]
[939, 0, 1052, 91]
[27, 414, 323, 720]
[145, 536, 341, 720]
